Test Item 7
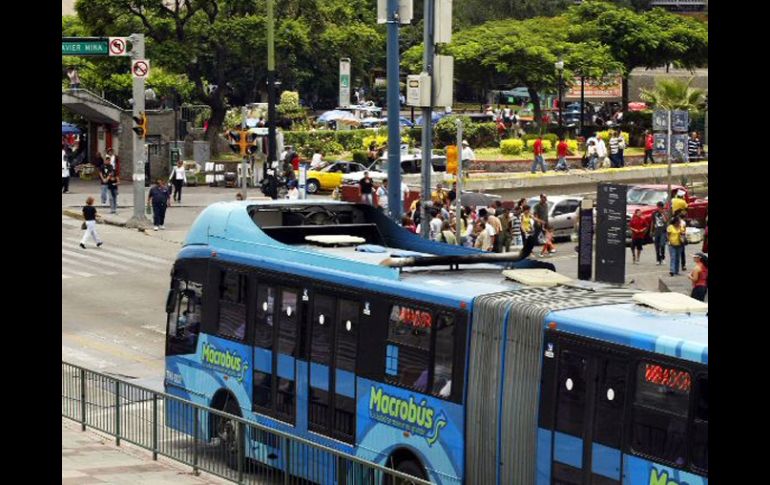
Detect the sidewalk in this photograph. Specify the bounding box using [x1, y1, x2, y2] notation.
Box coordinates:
[63, 418, 230, 485]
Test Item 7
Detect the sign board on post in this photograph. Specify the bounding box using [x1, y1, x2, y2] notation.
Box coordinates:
[62, 38, 108, 56]
[672, 110, 689, 132]
[108, 37, 129, 56]
[653, 110, 669, 132]
[339, 58, 351, 108]
[595, 183, 627, 285]
[653, 133, 667, 154]
[671, 134, 689, 162]
[132, 59, 150, 79]
[577, 199, 594, 281]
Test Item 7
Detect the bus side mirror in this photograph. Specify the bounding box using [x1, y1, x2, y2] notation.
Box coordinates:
[166, 289, 178, 313]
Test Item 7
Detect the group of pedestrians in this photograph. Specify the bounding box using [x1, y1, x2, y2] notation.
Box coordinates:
[628, 194, 708, 301]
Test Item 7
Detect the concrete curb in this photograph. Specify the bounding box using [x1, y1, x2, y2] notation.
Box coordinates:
[62, 209, 127, 228]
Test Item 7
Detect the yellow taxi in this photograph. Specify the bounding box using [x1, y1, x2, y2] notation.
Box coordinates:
[301, 161, 368, 193]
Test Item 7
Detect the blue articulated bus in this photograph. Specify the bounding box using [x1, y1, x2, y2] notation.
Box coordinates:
[164, 200, 707, 484]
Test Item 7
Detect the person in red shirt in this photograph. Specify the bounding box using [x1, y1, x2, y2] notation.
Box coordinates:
[644, 129, 655, 164]
[555, 136, 570, 171]
[531, 136, 547, 173]
[689, 252, 708, 301]
[629, 209, 648, 263]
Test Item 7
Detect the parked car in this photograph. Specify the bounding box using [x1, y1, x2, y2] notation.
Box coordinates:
[625, 184, 709, 241]
[342, 153, 446, 185]
[527, 196, 584, 242]
[301, 161, 368, 194]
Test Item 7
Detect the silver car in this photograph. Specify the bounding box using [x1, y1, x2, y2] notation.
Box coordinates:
[527, 196, 584, 241]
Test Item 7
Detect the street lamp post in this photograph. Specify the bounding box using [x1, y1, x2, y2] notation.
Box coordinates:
[555, 59, 564, 135]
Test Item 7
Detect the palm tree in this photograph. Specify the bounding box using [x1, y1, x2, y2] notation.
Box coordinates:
[640, 77, 707, 113]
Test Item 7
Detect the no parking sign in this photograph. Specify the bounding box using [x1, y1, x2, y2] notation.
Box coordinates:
[132, 59, 150, 79]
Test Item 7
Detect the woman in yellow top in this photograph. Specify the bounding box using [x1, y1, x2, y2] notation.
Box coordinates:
[520, 205, 534, 244]
[666, 216, 686, 276]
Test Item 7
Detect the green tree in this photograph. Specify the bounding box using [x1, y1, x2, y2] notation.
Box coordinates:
[454, 0, 571, 27]
[73, 0, 384, 154]
[404, 16, 621, 128]
[639, 77, 706, 113]
[567, 1, 707, 112]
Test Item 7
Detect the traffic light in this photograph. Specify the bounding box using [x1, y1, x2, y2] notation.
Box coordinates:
[446, 145, 458, 175]
[247, 132, 260, 154]
[132, 112, 148, 139]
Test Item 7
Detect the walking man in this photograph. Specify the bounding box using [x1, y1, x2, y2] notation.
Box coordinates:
[555, 136, 570, 172]
[169, 160, 187, 203]
[359, 171, 374, 205]
[595, 133, 608, 169]
[652, 201, 668, 265]
[148, 178, 172, 230]
[531, 135, 547, 173]
[533, 194, 549, 244]
[644, 130, 655, 164]
[609, 131, 621, 168]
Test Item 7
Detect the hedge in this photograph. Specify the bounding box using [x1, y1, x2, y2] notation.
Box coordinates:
[500, 139, 524, 155]
[282, 128, 381, 156]
[433, 116, 498, 148]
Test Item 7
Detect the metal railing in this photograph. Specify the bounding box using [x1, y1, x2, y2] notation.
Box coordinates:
[62, 361, 432, 485]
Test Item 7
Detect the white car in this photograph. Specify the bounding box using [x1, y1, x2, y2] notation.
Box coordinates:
[342, 153, 446, 185]
[527, 196, 584, 241]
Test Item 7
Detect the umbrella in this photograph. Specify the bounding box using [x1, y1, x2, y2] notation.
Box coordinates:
[62, 122, 81, 135]
[317, 110, 350, 123]
[456, 191, 501, 208]
[628, 102, 648, 112]
[414, 112, 445, 125]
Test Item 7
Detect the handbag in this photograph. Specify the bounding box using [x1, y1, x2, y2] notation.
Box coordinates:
[81, 221, 87, 230]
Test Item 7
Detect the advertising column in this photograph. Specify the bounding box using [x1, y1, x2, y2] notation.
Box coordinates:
[339, 58, 351, 108]
[595, 183, 627, 285]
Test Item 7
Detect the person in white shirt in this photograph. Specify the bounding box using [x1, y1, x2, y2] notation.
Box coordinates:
[310, 151, 323, 169]
[595, 134, 608, 168]
[400, 181, 409, 202]
[286, 180, 299, 200]
[169, 160, 188, 202]
[429, 211, 443, 241]
[62, 148, 71, 193]
[376, 179, 389, 212]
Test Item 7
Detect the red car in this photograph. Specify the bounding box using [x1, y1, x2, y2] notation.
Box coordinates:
[625, 184, 708, 240]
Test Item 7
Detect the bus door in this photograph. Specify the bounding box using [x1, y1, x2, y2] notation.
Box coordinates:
[544, 334, 629, 485]
[307, 293, 359, 444]
[252, 284, 300, 424]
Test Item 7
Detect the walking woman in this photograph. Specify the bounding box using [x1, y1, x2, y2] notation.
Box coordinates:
[169, 160, 187, 203]
[79, 197, 103, 249]
[148, 178, 172, 231]
[667, 216, 685, 276]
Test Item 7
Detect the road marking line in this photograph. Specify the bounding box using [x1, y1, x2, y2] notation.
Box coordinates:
[63, 237, 172, 265]
[61, 242, 159, 269]
[61, 248, 130, 270]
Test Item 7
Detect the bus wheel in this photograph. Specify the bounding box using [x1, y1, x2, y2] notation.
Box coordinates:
[390, 459, 426, 484]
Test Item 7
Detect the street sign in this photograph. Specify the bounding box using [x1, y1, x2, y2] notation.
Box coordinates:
[671, 134, 689, 161]
[132, 59, 150, 78]
[653, 134, 667, 154]
[62, 38, 108, 56]
[108, 37, 129, 56]
[595, 183, 627, 285]
[652, 110, 668, 131]
[672, 110, 689, 132]
[339, 58, 351, 108]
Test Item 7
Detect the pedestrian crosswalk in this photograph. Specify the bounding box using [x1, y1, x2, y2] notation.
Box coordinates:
[61, 236, 174, 280]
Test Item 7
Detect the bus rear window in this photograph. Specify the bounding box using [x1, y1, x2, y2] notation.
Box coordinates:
[635, 362, 691, 415]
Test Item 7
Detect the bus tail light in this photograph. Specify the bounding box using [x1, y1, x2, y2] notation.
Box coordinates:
[548, 322, 557, 329]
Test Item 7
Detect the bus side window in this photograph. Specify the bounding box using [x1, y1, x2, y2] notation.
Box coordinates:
[254, 286, 276, 349]
[278, 289, 299, 356]
[555, 350, 588, 437]
[217, 270, 246, 341]
[630, 361, 691, 468]
[593, 358, 628, 448]
[386, 304, 431, 392]
[691, 375, 708, 471]
[432, 314, 454, 399]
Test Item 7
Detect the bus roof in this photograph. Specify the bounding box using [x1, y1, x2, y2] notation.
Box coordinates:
[548, 304, 708, 364]
[182, 201, 708, 360]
